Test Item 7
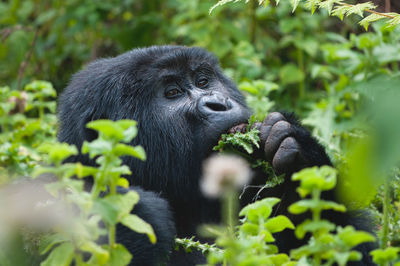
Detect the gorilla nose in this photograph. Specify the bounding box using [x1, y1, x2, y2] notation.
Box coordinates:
[199, 93, 232, 114]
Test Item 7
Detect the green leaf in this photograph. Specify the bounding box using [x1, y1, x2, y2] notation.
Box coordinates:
[106, 190, 140, 216]
[347, 2, 376, 17]
[264, 215, 295, 233]
[370, 247, 400, 265]
[332, 5, 348, 20]
[121, 214, 157, 244]
[39, 234, 68, 255]
[93, 197, 120, 225]
[209, 0, 236, 14]
[82, 139, 112, 157]
[389, 14, 400, 27]
[359, 13, 386, 30]
[113, 143, 146, 161]
[86, 120, 136, 141]
[40, 242, 74, 266]
[289, 199, 346, 215]
[117, 177, 130, 188]
[80, 241, 109, 264]
[294, 220, 335, 239]
[305, 0, 321, 14]
[240, 223, 259, 235]
[109, 244, 132, 266]
[290, 0, 301, 12]
[337, 226, 376, 247]
[239, 197, 280, 221]
[318, 0, 343, 15]
[37, 142, 78, 163]
[74, 163, 98, 178]
[279, 64, 305, 85]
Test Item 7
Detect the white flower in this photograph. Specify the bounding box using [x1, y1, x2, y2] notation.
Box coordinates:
[201, 154, 252, 198]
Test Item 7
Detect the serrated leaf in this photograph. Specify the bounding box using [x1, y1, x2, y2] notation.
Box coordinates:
[359, 13, 386, 30]
[318, 0, 343, 15]
[121, 214, 157, 243]
[347, 2, 376, 18]
[389, 14, 400, 27]
[209, 0, 235, 14]
[291, 0, 301, 12]
[332, 5, 348, 20]
[305, 0, 321, 14]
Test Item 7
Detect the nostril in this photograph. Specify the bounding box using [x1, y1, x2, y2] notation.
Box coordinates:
[205, 102, 228, 112]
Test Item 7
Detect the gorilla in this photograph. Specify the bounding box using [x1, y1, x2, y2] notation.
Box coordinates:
[58, 46, 375, 265]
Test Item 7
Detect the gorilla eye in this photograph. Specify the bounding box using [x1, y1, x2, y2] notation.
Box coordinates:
[165, 88, 182, 98]
[196, 77, 208, 88]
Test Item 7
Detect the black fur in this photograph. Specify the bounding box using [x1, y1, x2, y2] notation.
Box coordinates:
[58, 46, 376, 265]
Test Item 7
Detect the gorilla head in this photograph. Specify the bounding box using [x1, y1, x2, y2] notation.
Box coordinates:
[58, 46, 251, 201]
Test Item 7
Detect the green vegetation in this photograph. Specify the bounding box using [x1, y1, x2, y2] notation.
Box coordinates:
[1, 0, 400, 265]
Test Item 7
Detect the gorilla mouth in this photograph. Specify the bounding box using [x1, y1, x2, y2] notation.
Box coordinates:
[204, 118, 250, 154]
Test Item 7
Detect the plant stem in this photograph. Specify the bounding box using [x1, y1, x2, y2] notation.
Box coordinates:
[340, 3, 396, 19]
[75, 253, 84, 266]
[381, 177, 390, 249]
[109, 224, 116, 248]
[223, 189, 238, 233]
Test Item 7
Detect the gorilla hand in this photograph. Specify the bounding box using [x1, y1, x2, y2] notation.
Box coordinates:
[255, 112, 332, 176]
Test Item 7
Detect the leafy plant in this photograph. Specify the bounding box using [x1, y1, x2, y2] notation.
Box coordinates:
[0, 81, 57, 177]
[210, 0, 400, 30]
[288, 166, 376, 265]
[32, 120, 154, 266]
[205, 197, 296, 265]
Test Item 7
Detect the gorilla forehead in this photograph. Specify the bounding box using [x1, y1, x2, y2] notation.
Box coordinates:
[130, 45, 220, 70]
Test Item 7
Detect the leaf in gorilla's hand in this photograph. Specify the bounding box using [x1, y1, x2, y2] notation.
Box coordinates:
[213, 127, 260, 154]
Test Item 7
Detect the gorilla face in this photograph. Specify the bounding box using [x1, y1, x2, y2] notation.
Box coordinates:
[149, 49, 251, 153]
[58, 46, 250, 198]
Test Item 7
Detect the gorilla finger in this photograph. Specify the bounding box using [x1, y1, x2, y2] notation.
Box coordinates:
[264, 121, 292, 161]
[259, 112, 287, 143]
[228, 123, 248, 134]
[272, 137, 301, 175]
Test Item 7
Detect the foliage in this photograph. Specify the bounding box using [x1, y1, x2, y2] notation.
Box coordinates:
[210, 0, 400, 30]
[175, 237, 222, 254]
[213, 116, 285, 188]
[370, 246, 400, 266]
[0, 81, 57, 178]
[288, 166, 376, 265]
[2, 0, 400, 264]
[194, 166, 375, 265]
[213, 125, 260, 155]
[204, 197, 296, 265]
[32, 120, 153, 266]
